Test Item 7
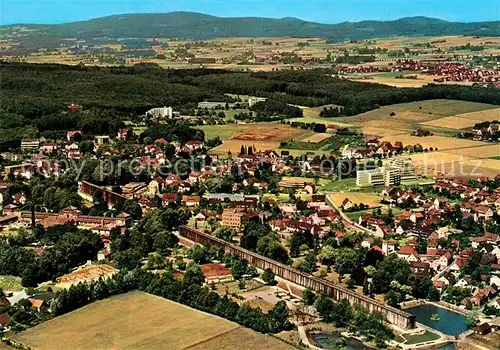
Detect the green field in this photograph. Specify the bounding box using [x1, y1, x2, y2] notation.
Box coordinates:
[198, 124, 246, 140]
[395, 330, 440, 345]
[0, 275, 23, 292]
[11, 291, 293, 350]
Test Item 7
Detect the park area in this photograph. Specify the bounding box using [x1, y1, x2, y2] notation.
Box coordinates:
[10, 291, 293, 350]
[394, 330, 440, 345]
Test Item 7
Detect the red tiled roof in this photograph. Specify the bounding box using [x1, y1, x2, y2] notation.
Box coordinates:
[0, 312, 10, 326]
[200, 263, 232, 278]
[399, 246, 417, 255]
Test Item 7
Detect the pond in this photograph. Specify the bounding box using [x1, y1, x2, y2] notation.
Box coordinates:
[406, 304, 467, 336]
[310, 332, 374, 350]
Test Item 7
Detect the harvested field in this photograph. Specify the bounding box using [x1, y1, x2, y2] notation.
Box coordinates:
[362, 127, 408, 138]
[421, 116, 489, 130]
[56, 264, 118, 288]
[186, 327, 291, 350]
[401, 152, 500, 178]
[352, 76, 430, 88]
[378, 134, 482, 150]
[328, 193, 383, 209]
[445, 144, 500, 158]
[301, 133, 331, 143]
[421, 108, 500, 130]
[454, 108, 500, 120]
[340, 100, 497, 126]
[11, 291, 293, 350]
[231, 124, 308, 142]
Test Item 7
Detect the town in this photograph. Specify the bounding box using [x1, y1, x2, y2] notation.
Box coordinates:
[0, 87, 498, 349]
[0, 7, 500, 349]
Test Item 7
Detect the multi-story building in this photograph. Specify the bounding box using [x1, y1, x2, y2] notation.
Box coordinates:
[248, 96, 267, 107]
[384, 168, 401, 186]
[391, 158, 418, 183]
[21, 139, 40, 151]
[221, 208, 249, 229]
[357, 166, 404, 187]
[357, 168, 385, 187]
[145, 106, 174, 119]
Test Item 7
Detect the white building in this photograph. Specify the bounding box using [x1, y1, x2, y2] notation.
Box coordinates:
[145, 106, 174, 119]
[21, 139, 40, 150]
[391, 159, 417, 183]
[357, 168, 385, 187]
[357, 161, 416, 188]
[248, 96, 267, 107]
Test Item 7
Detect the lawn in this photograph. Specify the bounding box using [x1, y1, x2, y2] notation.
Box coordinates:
[10, 291, 293, 350]
[0, 275, 23, 292]
[396, 330, 440, 345]
[318, 178, 357, 192]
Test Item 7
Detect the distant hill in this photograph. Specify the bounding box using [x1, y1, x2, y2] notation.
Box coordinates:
[3, 12, 500, 42]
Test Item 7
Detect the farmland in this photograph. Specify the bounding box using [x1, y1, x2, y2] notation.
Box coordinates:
[398, 151, 500, 178]
[10, 291, 293, 350]
[301, 133, 332, 143]
[231, 124, 308, 142]
[199, 123, 314, 156]
[421, 108, 500, 130]
[327, 193, 383, 209]
[378, 134, 482, 150]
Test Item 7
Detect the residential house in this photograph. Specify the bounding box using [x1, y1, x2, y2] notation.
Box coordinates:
[162, 193, 177, 206]
[182, 195, 200, 207]
[148, 177, 166, 197]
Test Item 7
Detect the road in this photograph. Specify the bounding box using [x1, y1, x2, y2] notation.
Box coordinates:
[323, 192, 377, 236]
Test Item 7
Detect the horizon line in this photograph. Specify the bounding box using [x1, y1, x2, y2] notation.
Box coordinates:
[3, 10, 498, 27]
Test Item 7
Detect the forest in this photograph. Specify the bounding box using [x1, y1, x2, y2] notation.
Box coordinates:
[1, 62, 500, 150]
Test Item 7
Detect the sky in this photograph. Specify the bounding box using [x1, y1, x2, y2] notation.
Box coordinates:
[1, 0, 499, 25]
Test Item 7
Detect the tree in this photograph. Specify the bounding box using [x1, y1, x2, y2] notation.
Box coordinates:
[372, 254, 411, 294]
[232, 259, 248, 280]
[79, 140, 94, 155]
[262, 268, 276, 285]
[122, 199, 142, 220]
[214, 227, 234, 242]
[296, 252, 316, 273]
[385, 290, 400, 307]
[318, 245, 336, 264]
[238, 279, 246, 289]
[302, 288, 316, 306]
[153, 231, 178, 255]
[268, 300, 292, 332]
[466, 310, 479, 329]
[315, 294, 334, 322]
[331, 299, 353, 326]
[184, 262, 205, 286]
[427, 286, 440, 301]
[188, 245, 210, 264]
